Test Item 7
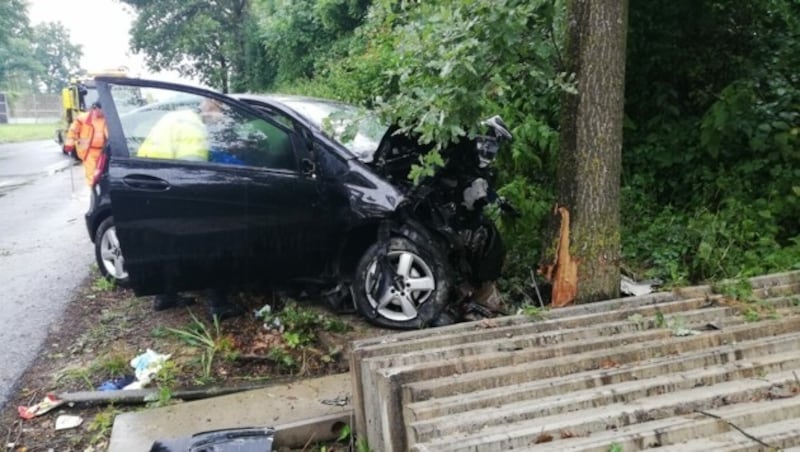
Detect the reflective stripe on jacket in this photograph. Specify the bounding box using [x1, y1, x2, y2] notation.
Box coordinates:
[137, 110, 209, 161]
[65, 112, 89, 148]
[76, 114, 107, 161]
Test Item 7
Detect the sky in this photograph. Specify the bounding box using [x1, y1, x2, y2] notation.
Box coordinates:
[26, 0, 188, 84]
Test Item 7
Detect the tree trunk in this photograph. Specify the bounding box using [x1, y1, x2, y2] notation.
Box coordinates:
[549, 0, 628, 304]
[228, 0, 249, 92]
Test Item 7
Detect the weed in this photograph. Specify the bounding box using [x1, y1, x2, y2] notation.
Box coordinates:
[743, 308, 760, 322]
[713, 278, 754, 303]
[150, 325, 170, 338]
[356, 438, 372, 452]
[92, 277, 116, 292]
[147, 386, 175, 407]
[145, 361, 180, 407]
[517, 304, 548, 320]
[87, 406, 120, 445]
[608, 443, 623, 452]
[155, 360, 179, 388]
[321, 345, 342, 363]
[284, 331, 303, 349]
[791, 297, 800, 307]
[325, 423, 373, 452]
[627, 313, 644, 324]
[93, 352, 129, 378]
[99, 308, 122, 324]
[56, 365, 94, 390]
[167, 313, 237, 380]
[667, 316, 699, 337]
[655, 310, 666, 328]
[337, 423, 353, 442]
[259, 302, 352, 347]
[268, 347, 298, 371]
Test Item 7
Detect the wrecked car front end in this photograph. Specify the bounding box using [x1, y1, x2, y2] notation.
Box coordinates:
[332, 117, 514, 328]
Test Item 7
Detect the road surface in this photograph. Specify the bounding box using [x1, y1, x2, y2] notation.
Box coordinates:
[0, 140, 93, 407]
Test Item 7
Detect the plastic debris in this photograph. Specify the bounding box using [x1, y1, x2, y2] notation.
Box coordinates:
[321, 395, 350, 406]
[254, 304, 272, 319]
[97, 375, 136, 391]
[55, 414, 83, 430]
[620, 275, 663, 297]
[151, 427, 274, 452]
[256, 304, 285, 333]
[123, 349, 171, 390]
[17, 393, 64, 420]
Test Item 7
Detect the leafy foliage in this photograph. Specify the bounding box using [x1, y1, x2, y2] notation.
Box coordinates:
[30, 22, 83, 93]
[262, 0, 800, 286]
[300, 0, 566, 273]
[119, 0, 800, 287]
[257, 302, 351, 372]
[0, 3, 83, 94]
[622, 0, 800, 283]
[121, 0, 251, 92]
[0, 0, 29, 48]
[0, 0, 38, 89]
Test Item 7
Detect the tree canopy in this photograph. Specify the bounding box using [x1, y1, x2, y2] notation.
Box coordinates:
[121, 0, 250, 92]
[122, 0, 800, 292]
[0, 1, 83, 94]
[30, 22, 83, 93]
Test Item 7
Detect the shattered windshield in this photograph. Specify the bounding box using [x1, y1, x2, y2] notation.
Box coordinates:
[280, 99, 387, 162]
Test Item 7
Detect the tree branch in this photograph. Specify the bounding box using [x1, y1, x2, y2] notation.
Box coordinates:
[694, 409, 778, 449]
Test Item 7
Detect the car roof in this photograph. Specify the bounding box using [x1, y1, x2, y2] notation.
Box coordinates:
[231, 93, 356, 120]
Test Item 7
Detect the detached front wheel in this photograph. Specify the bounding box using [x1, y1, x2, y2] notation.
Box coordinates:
[353, 236, 451, 329]
[95, 217, 129, 286]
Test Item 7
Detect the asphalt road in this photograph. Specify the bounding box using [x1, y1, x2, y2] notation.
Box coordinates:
[0, 140, 93, 408]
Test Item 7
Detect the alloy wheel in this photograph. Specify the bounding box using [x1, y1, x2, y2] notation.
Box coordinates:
[364, 250, 436, 322]
[100, 226, 128, 280]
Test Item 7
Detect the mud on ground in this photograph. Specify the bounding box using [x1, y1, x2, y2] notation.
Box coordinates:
[1, 272, 391, 451]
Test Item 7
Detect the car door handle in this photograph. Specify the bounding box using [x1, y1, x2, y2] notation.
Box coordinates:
[122, 174, 170, 191]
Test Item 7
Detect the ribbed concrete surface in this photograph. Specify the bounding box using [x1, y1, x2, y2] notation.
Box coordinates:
[349, 271, 800, 452]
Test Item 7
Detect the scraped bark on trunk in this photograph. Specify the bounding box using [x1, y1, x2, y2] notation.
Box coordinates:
[541, 206, 578, 307]
[544, 0, 629, 304]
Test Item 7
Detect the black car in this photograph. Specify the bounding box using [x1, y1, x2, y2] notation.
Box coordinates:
[86, 77, 512, 329]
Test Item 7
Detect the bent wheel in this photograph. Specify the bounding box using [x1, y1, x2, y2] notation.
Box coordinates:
[354, 236, 451, 329]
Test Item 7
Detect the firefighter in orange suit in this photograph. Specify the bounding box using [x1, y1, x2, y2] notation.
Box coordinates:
[63, 111, 88, 158]
[64, 102, 107, 186]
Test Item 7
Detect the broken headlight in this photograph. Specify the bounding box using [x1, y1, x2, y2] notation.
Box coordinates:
[476, 136, 499, 169]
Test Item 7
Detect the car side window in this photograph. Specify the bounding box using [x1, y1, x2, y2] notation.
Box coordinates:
[111, 85, 297, 171]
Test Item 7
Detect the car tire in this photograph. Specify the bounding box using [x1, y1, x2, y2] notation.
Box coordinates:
[94, 217, 129, 286]
[353, 235, 451, 329]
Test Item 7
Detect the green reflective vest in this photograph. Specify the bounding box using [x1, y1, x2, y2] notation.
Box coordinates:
[137, 110, 209, 161]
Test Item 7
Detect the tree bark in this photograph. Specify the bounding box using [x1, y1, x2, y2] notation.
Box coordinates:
[549, 0, 628, 304]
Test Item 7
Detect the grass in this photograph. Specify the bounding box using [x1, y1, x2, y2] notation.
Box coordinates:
[167, 312, 237, 381]
[0, 122, 59, 143]
[87, 406, 121, 445]
[91, 277, 116, 292]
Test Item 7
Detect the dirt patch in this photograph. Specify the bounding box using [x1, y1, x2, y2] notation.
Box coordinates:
[2, 273, 392, 450]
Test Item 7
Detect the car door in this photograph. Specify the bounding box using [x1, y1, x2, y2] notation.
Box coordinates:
[95, 78, 324, 295]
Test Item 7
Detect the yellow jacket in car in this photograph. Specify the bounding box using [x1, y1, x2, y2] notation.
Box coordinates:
[137, 110, 209, 161]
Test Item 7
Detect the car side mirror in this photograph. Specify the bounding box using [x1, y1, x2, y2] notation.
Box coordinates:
[300, 158, 316, 177]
